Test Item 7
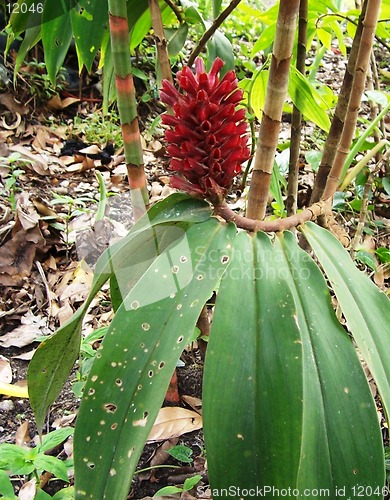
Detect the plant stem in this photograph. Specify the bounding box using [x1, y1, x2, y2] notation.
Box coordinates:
[108, 0, 149, 220]
[214, 199, 330, 233]
[321, 0, 382, 201]
[310, 0, 367, 203]
[286, 0, 308, 217]
[149, 0, 174, 85]
[187, 0, 243, 67]
[246, 0, 300, 220]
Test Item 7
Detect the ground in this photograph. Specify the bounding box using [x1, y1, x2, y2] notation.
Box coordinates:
[0, 45, 389, 499]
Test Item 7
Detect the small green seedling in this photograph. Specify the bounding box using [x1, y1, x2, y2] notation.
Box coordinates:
[153, 474, 203, 498]
[166, 444, 194, 464]
[0, 428, 74, 495]
[0, 152, 34, 210]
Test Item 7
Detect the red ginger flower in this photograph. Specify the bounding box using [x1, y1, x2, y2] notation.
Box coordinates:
[160, 57, 250, 204]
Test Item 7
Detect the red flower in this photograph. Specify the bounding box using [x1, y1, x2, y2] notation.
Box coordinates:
[160, 58, 250, 203]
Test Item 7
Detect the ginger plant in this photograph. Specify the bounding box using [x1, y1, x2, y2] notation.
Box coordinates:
[25, 1, 390, 499]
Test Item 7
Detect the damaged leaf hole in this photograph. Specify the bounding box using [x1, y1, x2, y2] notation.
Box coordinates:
[141, 322, 150, 331]
[103, 403, 117, 413]
[177, 335, 184, 343]
[131, 300, 140, 310]
[180, 255, 188, 263]
[171, 265, 179, 274]
[221, 255, 229, 264]
[115, 378, 122, 387]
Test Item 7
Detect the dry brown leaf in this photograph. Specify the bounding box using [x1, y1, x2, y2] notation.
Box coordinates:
[18, 478, 37, 500]
[52, 413, 77, 429]
[0, 312, 47, 348]
[147, 407, 203, 443]
[15, 421, 31, 446]
[182, 395, 202, 415]
[47, 95, 80, 110]
[0, 93, 29, 114]
[0, 357, 12, 383]
[150, 437, 179, 468]
[9, 144, 48, 175]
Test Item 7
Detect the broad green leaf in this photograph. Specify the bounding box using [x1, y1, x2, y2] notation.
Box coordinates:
[34, 455, 69, 482]
[71, 0, 109, 72]
[212, 0, 222, 19]
[14, 26, 42, 77]
[167, 23, 189, 56]
[251, 24, 276, 55]
[204, 230, 383, 495]
[207, 29, 234, 74]
[302, 221, 390, 419]
[289, 67, 331, 132]
[0, 470, 17, 499]
[42, 10, 73, 83]
[28, 195, 211, 432]
[249, 68, 269, 120]
[74, 218, 235, 499]
[52, 487, 75, 500]
[9, 0, 42, 32]
[38, 428, 74, 453]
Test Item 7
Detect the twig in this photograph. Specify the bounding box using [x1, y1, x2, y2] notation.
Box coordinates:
[162, 0, 183, 24]
[187, 0, 243, 67]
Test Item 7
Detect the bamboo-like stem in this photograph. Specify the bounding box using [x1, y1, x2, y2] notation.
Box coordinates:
[149, 0, 174, 85]
[310, 0, 367, 204]
[108, 0, 149, 220]
[321, 0, 381, 201]
[286, 0, 308, 216]
[187, 0, 242, 67]
[246, 0, 300, 220]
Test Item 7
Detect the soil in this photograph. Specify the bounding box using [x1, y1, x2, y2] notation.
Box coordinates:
[0, 40, 389, 500]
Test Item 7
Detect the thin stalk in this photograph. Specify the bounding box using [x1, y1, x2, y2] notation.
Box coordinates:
[349, 176, 372, 263]
[310, 0, 368, 204]
[246, 0, 300, 220]
[149, 0, 174, 85]
[187, 0, 243, 67]
[108, 0, 149, 220]
[341, 102, 390, 180]
[339, 139, 389, 191]
[287, 0, 308, 216]
[321, 0, 382, 201]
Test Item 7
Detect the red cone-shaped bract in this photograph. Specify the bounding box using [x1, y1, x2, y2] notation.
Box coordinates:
[161, 58, 250, 203]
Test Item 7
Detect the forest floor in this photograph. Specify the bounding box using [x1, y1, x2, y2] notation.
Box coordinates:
[0, 46, 389, 499]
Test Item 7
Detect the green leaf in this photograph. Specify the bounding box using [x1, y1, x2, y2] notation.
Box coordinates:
[153, 485, 183, 496]
[74, 218, 235, 499]
[212, 0, 222, 19]
[167, 23, 189, 56]
[42, 9, 73, 83]
[167, 445, 193, 463]
[376, 247, 390, 264]
[207, 29, 234, 74]
[302, 221, 390, 420]
[289, 67, 331, 132]
[204, 230, 383, 494]
[249, 69, 269, 121]
[355, 250, 377, 272]
[37, 428, 74, 453]
[28, 195, 211, 432]
[0, 470, 17, 499]
[34, 455, 69, 482]
[52, 487, 75, 500]
[71, 0, 109, 72]
[183, 474, 202, 491]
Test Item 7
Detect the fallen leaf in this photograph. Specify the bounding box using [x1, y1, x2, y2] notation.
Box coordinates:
[150, 437, 179, 468]
[18, 478, 36, 500]
[147, 407, 202, 443]
[0, 312, 48, 348]
[0, 93, 29, 114]
[15, 421, 31, 446]
[0, 356, 12, 383]
[182, 395, 202, 415]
